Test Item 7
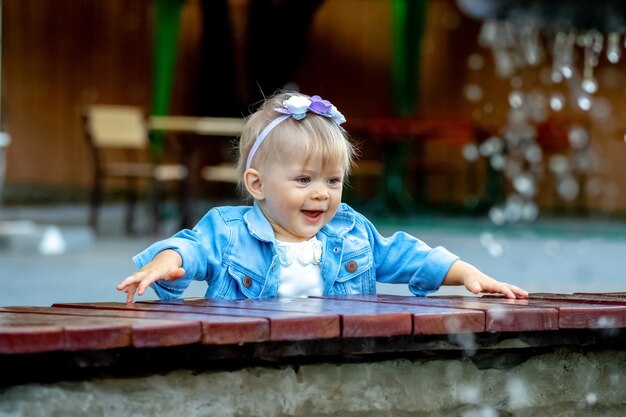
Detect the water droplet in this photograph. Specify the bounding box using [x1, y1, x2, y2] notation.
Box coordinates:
[577, 95, 592, 111]
[494, 49, 515, 78]
[585, 392, 598, 406]
[525, 144, 543, 163]
[504, 197, 524, 222]
[549, 94, 564, 111]
[522, 201, 539, 221]
[558, 176, 580, 201]
[462, 144, 480, 161]
[607, 50, 621, 63]
[561, 65, 573, 79]
[488, 207, 506, 225]
[457, 384, 481, 404]
[595, 316, 617, 328]
[509, 91, 524, 108]
[39, 226, 67, 256]
[606, 32, 621, 63]
[478, 20, 498, 47]
[479, 136, 503, 156]
[506, 377, 530, 410]
[479, 232, 504, 256]
[551, 70, 563, 83]
[462, 406, 498, 417]
[467, 53, 484, 70]
[490, 304, 508, 320]
[464, 84, 483, 102]
[568, 126, 589, 149]
[549, 155, 570, 175]
[581, 77, 598, 94]
[513, 173, 536, 197]
[490, 154, 505, 171]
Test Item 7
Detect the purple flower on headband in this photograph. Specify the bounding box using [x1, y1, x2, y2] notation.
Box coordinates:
[309, 95, 332, 115]
[274, 94, 346, 125]
[309, 95, 346, 125]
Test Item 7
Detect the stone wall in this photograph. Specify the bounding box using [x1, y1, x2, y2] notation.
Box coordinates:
[1, 347, 625, 417]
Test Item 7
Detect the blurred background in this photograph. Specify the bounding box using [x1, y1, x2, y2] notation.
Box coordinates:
[1, 0, 626, 306]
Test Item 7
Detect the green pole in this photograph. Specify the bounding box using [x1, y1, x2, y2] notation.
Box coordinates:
[151, 0, 184, 154]
[373, 0, 428, 215]
[391, 0, 428, 117]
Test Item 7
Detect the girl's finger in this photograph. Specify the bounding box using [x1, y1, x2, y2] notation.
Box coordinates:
[125, 283, 139, 304]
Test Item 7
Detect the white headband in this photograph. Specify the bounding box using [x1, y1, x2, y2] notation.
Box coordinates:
[244, 95, 346, 171]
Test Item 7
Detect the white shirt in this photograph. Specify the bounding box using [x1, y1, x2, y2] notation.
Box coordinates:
[275, 237, 323, 297]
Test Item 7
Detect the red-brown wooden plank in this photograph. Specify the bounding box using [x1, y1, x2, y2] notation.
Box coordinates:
[574, 292, 626, 298]
[0, 316, 63, 354]
[320, 294, 558, 333]
[130, 320, 199, 348]
[175, 297, 484, 336]
[557, 306, 626, 329]
[476, 296, 626, 329]
[164, 298, 411, 338]
[531, 293, 626, 305]
[53, 302, 340, 342]
[0, 308, 201, 350]
[0, 310, 127, 352]
[8, 305, 269, 345]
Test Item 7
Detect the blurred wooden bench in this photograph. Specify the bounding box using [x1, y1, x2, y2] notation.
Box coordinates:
[148, 116, 244, 227]
[347, 117, 479, 214]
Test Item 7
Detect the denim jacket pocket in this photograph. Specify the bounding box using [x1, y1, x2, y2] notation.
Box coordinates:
[334, 249, 375, 294]
[226, 265, 263, 299]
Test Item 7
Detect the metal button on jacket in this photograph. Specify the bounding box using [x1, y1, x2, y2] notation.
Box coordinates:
[243, 276, 253, 288]
[345, 261, 358, 273]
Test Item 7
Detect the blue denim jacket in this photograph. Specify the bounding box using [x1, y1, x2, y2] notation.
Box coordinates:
[133, 202, 459, 300]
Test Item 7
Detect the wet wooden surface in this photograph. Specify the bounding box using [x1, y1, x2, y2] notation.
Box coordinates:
[0, 293, 625, 354]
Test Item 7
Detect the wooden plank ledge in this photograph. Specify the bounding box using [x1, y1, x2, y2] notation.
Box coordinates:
[0, 293, 623, 382]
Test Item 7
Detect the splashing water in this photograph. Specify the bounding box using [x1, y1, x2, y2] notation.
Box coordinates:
[458, 2, 626, 223]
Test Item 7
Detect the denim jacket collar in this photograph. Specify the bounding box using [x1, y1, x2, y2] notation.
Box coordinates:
[320, 205, 356, 238]
[243, 201, 276, 243]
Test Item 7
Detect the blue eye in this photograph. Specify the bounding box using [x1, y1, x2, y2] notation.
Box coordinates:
[297, 176, 311, 184]
[328, 177, 342, 185]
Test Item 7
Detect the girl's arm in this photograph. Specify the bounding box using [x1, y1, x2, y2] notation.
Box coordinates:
[442, 260, 528, 299]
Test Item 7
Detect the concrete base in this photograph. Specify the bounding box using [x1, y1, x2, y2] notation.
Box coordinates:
[1, 347, 625, 417]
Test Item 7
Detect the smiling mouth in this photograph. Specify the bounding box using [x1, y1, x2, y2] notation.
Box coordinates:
[301, 210, 324, 222]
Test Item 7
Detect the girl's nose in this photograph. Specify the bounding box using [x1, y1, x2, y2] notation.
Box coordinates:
[311, 185, 329, 200]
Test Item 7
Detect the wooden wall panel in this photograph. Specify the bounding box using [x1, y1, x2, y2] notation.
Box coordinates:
[2, 0, 153, 189]
[3, 0, 626, 214]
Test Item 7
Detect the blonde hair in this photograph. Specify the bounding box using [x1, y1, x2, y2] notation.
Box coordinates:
[237, 92, 357, 195]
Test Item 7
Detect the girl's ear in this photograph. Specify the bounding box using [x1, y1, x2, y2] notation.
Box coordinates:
[243, 168, 265, 200]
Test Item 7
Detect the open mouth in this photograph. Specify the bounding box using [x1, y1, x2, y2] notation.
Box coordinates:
[301, 210, 324, 222]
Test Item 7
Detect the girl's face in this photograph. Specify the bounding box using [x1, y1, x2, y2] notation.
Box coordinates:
[257, 150, 344, 242]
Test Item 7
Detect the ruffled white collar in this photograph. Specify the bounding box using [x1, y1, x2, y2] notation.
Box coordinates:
[275, 237, 322, 267]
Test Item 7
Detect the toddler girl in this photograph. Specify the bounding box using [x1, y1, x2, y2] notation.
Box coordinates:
[117, 92, 527, 303]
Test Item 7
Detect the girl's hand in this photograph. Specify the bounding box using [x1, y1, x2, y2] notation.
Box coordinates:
[116, 250, 184, 304]
[443, 260, 528, 299]
[463, 274, 528, 299]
